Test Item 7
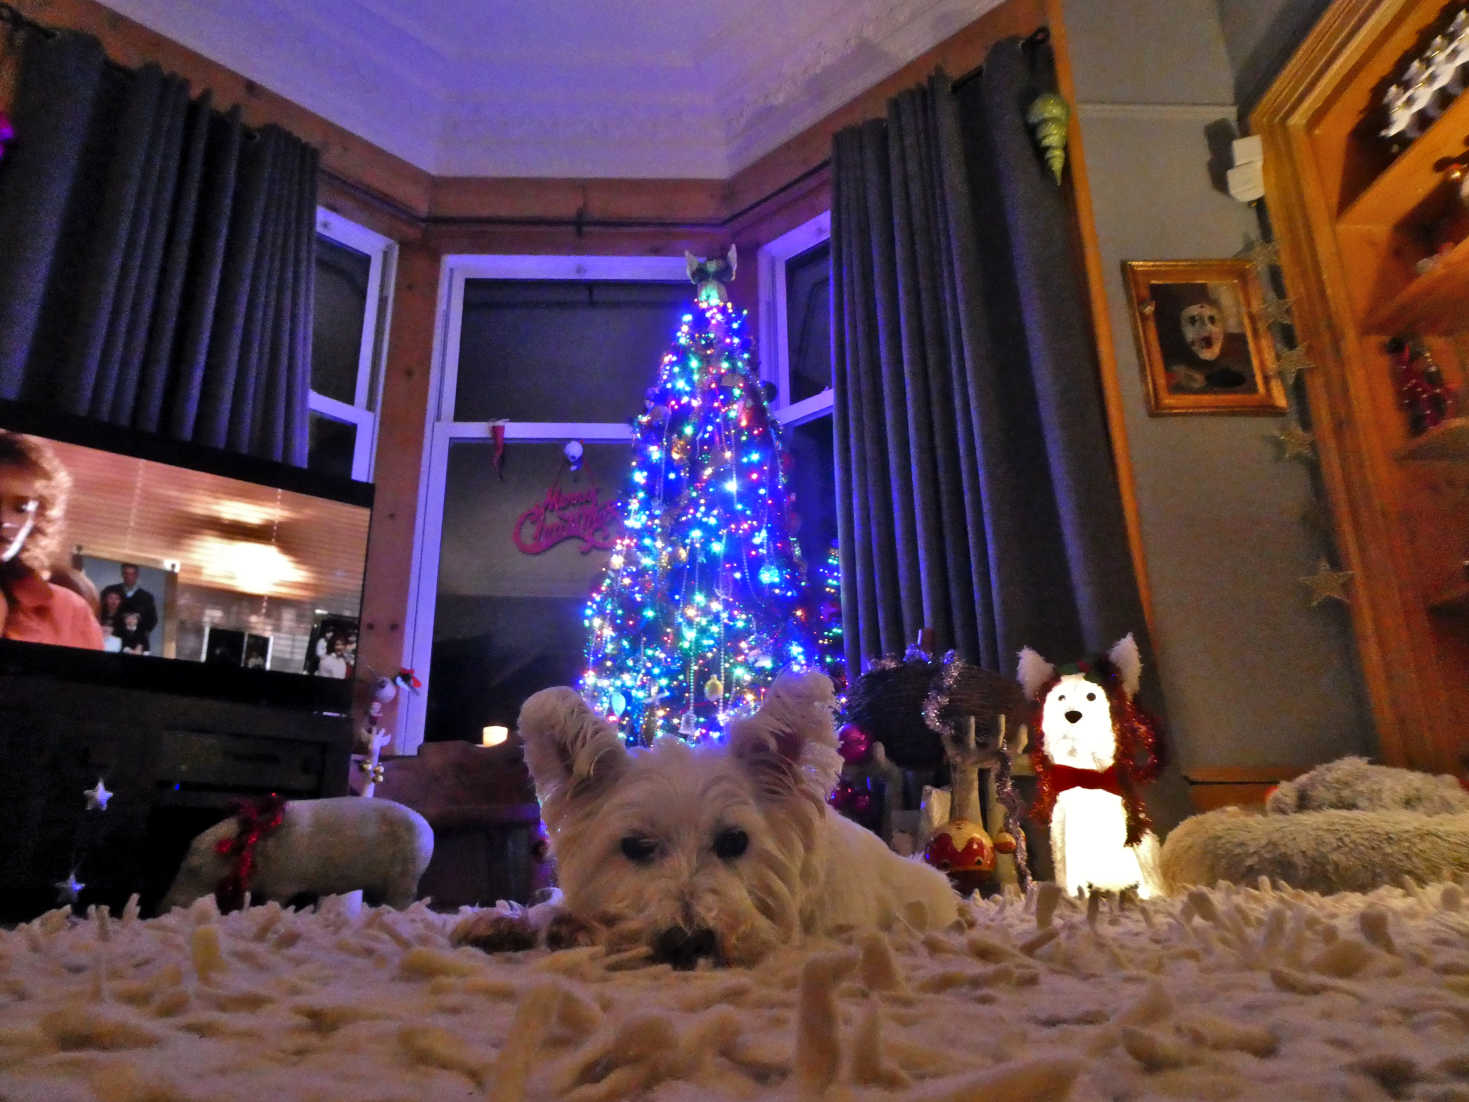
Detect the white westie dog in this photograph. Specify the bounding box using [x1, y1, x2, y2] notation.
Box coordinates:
[453, 669, 958, 967]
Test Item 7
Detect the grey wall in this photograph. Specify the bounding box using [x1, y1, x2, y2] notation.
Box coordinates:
[1061, 0, 1372, 769]
[1215, 0, 1332, 112]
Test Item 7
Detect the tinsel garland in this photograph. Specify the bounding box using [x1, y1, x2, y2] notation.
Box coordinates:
[842, 646, 947, 771]
[1028, 656, 1163, 848]
[920, 653, 1032, 889]
[213, 793, 288, 912]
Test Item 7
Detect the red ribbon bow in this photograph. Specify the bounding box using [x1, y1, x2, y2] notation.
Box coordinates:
[213, 793, 287, 912]
[1046, 762, 1123, 798]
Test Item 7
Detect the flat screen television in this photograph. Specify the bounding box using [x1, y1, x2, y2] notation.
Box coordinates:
[0, 399, 372, 713]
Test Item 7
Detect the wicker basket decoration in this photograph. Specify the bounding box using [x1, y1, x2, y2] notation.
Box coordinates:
[843, 651, 947, 773]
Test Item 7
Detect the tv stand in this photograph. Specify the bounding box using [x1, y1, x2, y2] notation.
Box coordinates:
[0, 673, 351, 922]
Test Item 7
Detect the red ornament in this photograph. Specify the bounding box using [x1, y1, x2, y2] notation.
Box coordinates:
[923, 819, 996, 874]
[213, 793, 288, 912]
[490, 422, 506, 478]
[828, 779, 857, 811]
[837, 724, 874, 765]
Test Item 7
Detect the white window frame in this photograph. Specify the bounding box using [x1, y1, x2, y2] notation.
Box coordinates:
[311, 207, 397, 482]
[757, 211, 833, 426]
[395, 253, 691, 753]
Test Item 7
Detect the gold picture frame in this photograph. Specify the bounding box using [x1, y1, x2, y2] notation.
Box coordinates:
[1123, 259, 1287, 415]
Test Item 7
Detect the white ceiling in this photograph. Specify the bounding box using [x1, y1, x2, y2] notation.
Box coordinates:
[100, 0, 999, 179]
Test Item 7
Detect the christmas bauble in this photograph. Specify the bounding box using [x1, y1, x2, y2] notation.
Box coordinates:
[837, 724, 873, 765]
[923, 819, 996, 874]
[704, 676, 724, 701]
[828, 779, 856, 812]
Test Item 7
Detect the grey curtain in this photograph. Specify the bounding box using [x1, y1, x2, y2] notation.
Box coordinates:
[0, 26, 315, 465]
[832, 39, 1149, 683]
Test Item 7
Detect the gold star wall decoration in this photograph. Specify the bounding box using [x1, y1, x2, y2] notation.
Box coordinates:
[1273, 346, 1315, 387]
[1272, 421, 1316, 461]
[1255, 294, 1295, 327]
[1239, 237, 1281, 270]
[1300, 558, 1354, 606]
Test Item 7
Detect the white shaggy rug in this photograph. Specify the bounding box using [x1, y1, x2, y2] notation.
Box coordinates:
[3, 882, 1469, 1101]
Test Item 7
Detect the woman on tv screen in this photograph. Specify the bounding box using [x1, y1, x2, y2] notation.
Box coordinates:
[0, 432, 104, 650]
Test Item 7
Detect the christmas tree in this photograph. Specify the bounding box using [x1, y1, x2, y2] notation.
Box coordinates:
[581, 249, 821, 745]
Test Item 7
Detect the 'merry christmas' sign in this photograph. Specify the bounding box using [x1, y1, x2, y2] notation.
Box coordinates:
[513, 482, 620, 555]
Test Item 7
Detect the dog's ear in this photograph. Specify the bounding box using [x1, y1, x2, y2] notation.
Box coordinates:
[727, 669, 841, 806]
[517, 687, 628, 826]
[1106, 633, 1142, 699]
[1016, 647, 1055, 702]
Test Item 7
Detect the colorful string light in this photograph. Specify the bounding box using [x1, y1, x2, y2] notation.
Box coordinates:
[580, 298, 833, 744]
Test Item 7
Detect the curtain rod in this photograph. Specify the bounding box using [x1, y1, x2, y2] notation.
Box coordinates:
[953, 23, 1050, 91]
[1, 7, 1050, 234]
[0, 2, 54, 37]
[0, 2, 160, 80]
[731, 23, 1050, 221]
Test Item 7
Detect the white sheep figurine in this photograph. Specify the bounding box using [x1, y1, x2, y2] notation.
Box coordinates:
[163, 796, 433, 912]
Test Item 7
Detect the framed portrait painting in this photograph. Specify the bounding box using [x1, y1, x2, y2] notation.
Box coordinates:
[1123, 259, 1288, 415]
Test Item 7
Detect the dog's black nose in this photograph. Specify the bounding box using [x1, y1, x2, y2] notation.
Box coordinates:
[1065, 709, 1082, 724]
[653, 926, 716, 970]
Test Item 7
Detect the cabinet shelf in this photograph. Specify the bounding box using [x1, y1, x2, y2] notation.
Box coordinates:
[1339, 90, 1469, 230]
[1257, 0, 1469, 775]
[1394, 417, 1469, 460]
[1362, 232, 1469, 335]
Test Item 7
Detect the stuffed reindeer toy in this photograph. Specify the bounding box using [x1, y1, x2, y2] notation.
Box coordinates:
[1018, 633, 1164, 898]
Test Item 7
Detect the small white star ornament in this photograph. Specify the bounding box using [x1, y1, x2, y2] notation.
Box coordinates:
[54, 871, 85, 904]
[84, 778, 112, 811]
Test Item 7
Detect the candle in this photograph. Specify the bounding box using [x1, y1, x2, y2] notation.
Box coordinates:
[481, 725, 509, 747]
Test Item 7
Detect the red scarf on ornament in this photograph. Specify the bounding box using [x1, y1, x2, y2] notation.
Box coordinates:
[213, 793, 287, 912]
[1046, 761, 1123, 797]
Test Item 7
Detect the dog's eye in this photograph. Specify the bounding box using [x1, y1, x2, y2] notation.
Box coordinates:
[714, 828, 748, 860]
[1086, 692, 1096, 701]
[620, 836, 658, 864]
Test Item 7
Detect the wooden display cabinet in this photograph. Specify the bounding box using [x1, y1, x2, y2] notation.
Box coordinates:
[1255, 0, 1469, 777]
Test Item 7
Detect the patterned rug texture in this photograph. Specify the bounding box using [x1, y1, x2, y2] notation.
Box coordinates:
[2, 879, 1469, 1101]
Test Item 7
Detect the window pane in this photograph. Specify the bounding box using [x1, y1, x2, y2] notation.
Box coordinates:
[454, 280, 690, 422]
[308, 413, 356, 480]
[786, 415, 837, 572]
[428, 439, 627, 742]
[312, 235, 371, 405]
[785, 241, 831, 404]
